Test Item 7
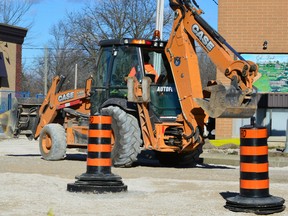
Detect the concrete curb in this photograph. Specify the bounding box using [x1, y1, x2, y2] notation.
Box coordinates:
[202, 137, 288, 167]
[201, 150, 288, 167]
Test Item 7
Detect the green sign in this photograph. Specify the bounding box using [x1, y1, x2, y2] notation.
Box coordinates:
[242, 54, 288, 93]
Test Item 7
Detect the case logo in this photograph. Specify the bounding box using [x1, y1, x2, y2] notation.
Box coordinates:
[58, 92, 74, 102]
[192, 24, 215, 52]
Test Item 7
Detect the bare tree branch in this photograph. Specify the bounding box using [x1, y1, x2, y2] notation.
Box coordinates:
[0, 0, 33, 27]
[23, 0, 174, 92]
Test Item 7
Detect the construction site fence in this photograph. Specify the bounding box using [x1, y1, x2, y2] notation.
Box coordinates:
[0, 91, 44, 114]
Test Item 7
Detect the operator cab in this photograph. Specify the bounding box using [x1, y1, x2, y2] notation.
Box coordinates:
[91, 38, 181, 121]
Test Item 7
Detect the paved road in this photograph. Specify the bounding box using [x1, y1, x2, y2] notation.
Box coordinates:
[0, 137, 287, 216]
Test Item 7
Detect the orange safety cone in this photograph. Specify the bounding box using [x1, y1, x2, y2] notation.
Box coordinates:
[67, 115, 127, 193]
[225, 120, 285, 214]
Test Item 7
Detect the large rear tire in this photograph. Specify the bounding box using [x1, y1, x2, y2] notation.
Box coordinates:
[101, 106, 142, 167]
[39, 123, 67, 161]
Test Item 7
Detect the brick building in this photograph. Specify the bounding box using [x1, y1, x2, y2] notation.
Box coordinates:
[0, 24, 27, 91]
[0, 24, 27, 112]
[216, 0, 288, 138]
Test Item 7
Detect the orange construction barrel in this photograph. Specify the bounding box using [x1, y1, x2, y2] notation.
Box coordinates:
[240, 125, 269, 198]
[67, 115, 127, 193]
[225, 122, 285, 214]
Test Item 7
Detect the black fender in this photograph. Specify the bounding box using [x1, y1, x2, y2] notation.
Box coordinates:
[100, 98, 137, 114]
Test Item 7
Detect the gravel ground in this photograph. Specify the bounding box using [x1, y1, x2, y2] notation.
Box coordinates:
[0, 137, 287, 216]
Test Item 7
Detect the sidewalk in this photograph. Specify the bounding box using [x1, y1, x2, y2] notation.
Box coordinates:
[201, 137, 288, 167]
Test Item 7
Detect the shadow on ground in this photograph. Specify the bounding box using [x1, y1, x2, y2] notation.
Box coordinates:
[6, 150, 234, 170]
[66, 153, 87, 161]
[134, 150, 234, 169]
[6, 154, 41, 157]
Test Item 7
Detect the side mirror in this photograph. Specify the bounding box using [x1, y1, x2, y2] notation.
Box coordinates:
[142, 77, 151, 102]
[127, 76, 151, 103]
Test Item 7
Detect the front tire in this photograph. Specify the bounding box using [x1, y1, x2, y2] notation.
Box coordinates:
[39, 123, 67, 161]
[101, 106, 142, 167]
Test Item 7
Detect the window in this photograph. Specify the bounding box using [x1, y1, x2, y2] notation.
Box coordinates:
[94, 47, 112, 87]
[0, 52, 8, 78]
[111, 46, 139, 86]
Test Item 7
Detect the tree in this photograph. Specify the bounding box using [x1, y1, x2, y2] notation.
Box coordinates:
[0, 0, 33, 27]
[26, 0, 173, 92]
[22, 19, 95, 95]
[47, 21, 89, 90]
[62, 0, 172, 55]
[21, 67, 43, 96]
[67, 0, 158, 40]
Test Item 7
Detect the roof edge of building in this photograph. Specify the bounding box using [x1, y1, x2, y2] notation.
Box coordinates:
[0, 23, 28, 45]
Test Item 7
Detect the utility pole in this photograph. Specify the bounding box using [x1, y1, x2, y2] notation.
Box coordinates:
[154, 0, 164, 74]
[44, 46, 48, 95]
[156, 0, 164, 38]
[74, 63, 78, 89]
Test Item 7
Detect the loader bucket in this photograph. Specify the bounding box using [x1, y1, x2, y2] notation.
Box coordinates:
[0, 99, 19, 138]
[194, 83, 257, 118]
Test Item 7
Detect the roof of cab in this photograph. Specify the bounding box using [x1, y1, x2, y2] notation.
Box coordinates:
[99, 38, 167, 48]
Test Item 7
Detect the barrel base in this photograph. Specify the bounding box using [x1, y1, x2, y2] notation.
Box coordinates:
[67, 173, 127, 193]
[225, 194, 285, 214]
[75, 172, 123, 181]
[67, 179, 127, 194]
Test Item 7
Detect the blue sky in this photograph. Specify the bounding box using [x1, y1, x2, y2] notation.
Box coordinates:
[22, 0, 218, 66]
[23, 0, 86, 65]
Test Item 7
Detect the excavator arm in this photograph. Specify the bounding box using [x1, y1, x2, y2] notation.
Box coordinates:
[166, 0, 258, 120]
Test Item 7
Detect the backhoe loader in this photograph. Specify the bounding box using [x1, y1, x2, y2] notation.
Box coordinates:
[4, 75, 92, 160]
[88, 0, 258, 166]
[4, 0, 258, 167]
